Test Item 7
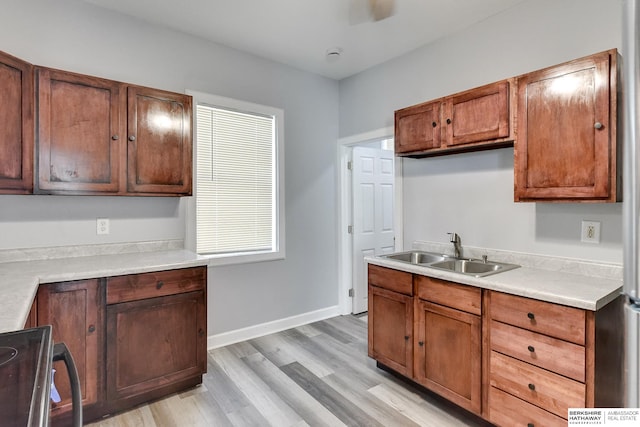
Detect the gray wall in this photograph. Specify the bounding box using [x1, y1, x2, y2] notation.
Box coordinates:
[0, 0, 339, 334]
[339, 0, 624, 263]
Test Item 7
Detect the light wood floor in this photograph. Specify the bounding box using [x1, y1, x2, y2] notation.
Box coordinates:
[89, 315, 490, 426]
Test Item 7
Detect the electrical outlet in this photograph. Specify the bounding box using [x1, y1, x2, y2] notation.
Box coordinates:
[581, 220, 600, 244]
[96, 218, 110, 235]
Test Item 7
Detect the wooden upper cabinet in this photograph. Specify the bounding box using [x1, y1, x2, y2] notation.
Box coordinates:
[394, 79, 514, 157]
[35, 66, 193, 196]
[395, 100, 441, 154]
[37, 68, 122, 194]
[126, 86, 192, 195]
[514, 49, 619, 202]
[0, 50, 34, 194]
[443, 80, 511, 148]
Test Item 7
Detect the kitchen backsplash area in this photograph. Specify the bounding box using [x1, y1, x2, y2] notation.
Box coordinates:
[0, 240, 185, 264]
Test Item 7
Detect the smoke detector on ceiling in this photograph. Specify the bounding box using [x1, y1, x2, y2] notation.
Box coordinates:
[326, 47, 343, 62]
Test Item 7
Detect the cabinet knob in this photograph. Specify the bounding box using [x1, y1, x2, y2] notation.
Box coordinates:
[446, 118, 452, 125]
[418, 341, 424, 346]
[528, 383, 536, 391]
[594, 122, 604, 130]
[128, 135, 136, 141]
[527, 424, 534, 427]
[527, 345, 535, 353]
[88, 325, 96, 333]
[156, 281, 164, 290]
[404, 335, 409, 340]
[527, 312, 535, 320]
[432, 121, 437, 128]
[112, 135, 119, 141]
[198, 328, 205, 337]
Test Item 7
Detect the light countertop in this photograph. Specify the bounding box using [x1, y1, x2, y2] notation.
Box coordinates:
[0, 249, 209, 333]
[366, 255, 622, 311]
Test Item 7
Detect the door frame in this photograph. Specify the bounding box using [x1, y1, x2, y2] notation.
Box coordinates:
[337, 127, 403, 315]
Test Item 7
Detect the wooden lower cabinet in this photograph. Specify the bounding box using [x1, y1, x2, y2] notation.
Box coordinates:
[489, 387, 566, 427]
[368, 266, 483, 416]
[106, 290, 207, 405]
[35, 279, 105, 423]
[29, 266, 207, 423]
[487, 291, 623, 426]
[415, 300, 481, 413]
[368, 285, 413, 377]
[367, 264, 623, 425]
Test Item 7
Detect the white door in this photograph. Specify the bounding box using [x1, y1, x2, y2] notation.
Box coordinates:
[352, 146, 395, 314]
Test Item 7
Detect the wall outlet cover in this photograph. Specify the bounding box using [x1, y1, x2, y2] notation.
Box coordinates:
[97, 218, 110, 235]
[581, 220, 600, 244]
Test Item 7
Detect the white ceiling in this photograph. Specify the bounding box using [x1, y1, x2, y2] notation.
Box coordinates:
[83, 0, 526, 80]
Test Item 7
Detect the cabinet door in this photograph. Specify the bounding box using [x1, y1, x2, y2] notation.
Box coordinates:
[0, 50, 33, 194]
[395, 101, 441, 154]
[415, 300, 481, 414]
[126, 86, 192, 195]
[443, 80, 510, 148]
[106, 291, 206, 402]
[36, 279, 104, 417]
[368, 285, 413, 376]
[515, 50, 617, 201]
[37, 68, 123, 193]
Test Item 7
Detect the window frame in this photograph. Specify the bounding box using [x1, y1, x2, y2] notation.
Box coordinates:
[188, 90, 285, 266]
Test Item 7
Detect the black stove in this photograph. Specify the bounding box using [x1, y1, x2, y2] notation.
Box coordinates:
[0, 326, 53, 427]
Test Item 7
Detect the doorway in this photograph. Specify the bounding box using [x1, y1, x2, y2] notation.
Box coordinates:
[337, 128, 403, 315]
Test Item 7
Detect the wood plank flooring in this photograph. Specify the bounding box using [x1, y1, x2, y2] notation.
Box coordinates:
[88, 315, 491, 426]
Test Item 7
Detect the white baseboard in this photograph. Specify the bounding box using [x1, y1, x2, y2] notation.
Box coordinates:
[207, 305, 342, 350]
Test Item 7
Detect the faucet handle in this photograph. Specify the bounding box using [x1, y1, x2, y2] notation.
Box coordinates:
[447, 232, 458, 243]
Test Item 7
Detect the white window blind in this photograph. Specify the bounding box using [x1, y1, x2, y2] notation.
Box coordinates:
[196, 104, 276, 256]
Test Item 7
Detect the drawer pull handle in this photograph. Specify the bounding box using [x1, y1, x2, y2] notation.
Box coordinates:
[528, 383, 536, 391]
[88, 325, 96, 333]
[527, 312, 535, 320]
[156, 281, 164, 290]
[527, 345, 535, 353]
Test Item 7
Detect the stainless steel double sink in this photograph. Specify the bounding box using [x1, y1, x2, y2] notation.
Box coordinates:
[380, 250, 519, 278]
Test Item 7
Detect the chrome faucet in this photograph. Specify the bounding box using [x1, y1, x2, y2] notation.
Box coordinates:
[448, 232, 462, 258]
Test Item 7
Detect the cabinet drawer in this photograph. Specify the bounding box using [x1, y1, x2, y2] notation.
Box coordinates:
[489, 386, 566, 427]
[491, 320, 585, 382]
[368, 264, 413, 296]
[490, 351, 585, 418]
[107, 267, 206, 304]
[490, 291, 585, 345]
[416, 275, 481, 315]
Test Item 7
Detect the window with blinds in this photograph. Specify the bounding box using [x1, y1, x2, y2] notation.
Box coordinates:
[195, 99, 284, 261]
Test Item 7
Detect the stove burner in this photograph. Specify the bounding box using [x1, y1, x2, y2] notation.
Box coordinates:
[0, 346, 18, 366]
